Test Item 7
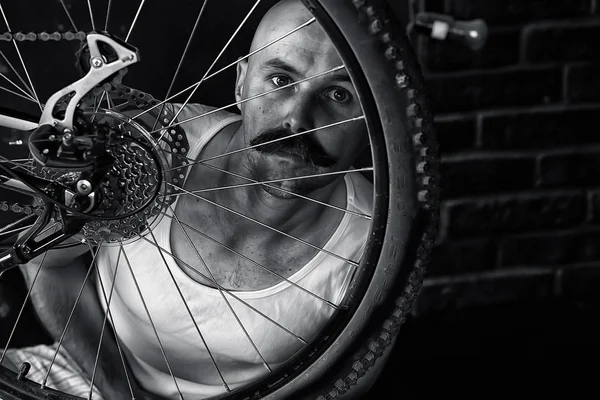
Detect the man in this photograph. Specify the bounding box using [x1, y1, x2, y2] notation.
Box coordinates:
[2, 0, 387, 398]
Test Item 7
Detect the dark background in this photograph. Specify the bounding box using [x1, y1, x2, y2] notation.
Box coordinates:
[0, 0, 599, 397]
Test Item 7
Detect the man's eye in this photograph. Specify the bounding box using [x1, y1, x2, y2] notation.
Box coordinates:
[325, 88, 352, 103]
[271, 75, 291, 87]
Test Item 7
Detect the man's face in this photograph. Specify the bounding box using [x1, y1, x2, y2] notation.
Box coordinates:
[235, 2, 367, 198]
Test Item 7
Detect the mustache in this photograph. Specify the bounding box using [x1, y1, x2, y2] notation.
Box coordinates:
[249, 128, 336, 168]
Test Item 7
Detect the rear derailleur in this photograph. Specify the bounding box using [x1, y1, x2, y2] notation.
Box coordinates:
[0, 32, 139, 272]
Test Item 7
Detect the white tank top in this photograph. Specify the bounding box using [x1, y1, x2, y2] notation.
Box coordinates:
[95, 106, 373, 399]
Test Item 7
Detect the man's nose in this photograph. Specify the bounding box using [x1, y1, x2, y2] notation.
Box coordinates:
[282, 91, 314, 133]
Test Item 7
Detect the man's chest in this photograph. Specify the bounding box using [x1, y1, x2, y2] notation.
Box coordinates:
[169, 196, 324, 291]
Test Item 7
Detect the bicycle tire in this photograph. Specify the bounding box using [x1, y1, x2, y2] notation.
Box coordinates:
[0, 0, 439, 399]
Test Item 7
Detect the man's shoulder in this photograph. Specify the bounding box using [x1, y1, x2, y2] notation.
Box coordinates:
[347, 172, 374, 215]
[171, 103, 241, 141]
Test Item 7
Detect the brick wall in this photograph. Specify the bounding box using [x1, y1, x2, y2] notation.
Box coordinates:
[411, 0, 600, 315]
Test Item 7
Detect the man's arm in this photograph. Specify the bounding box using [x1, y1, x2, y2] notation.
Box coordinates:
[19, 245, 146, 399]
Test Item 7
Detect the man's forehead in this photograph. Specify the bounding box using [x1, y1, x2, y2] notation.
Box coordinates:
[250, 40, 345, 84]
[259, 56, 351, 83]
[250, 18, 342, 73]
[256, 30, 337, 60]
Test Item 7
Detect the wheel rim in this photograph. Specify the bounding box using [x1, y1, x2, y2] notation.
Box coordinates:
[0, 1, 426, 399]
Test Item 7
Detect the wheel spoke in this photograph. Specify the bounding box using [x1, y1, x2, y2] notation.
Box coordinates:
[160, 146, 371, 219]
[130, 16, 317, 123]
[0, 156, 35, 173]
[147, 66, 345, 135]
[41, 244, 102, 388]
[0, 253, 45, 363]
[0, 86, 36, 103]
[0, 223, 34, 240]
[186, 116, 363, 167]
[91, 243, 136, 400]
[104, 91, 117, 117]
[150, 0, 209, 134]
[0, 2, 42, 112]
[0, 85, 34, 105]
[88, 240, 118, 400]
[0, 84, 37, 103]
[166, 182, 360, 268]
[0, 50, 37, 100]
[169, 206, 272, 372]
[163, 207, 338, 309]
[105, 91, 113, 108]
[90, 91, 107, 122]
[0, 224, 59, 364]
[58, 0, 78, 31]
[204, 17, 316, 82]
[8, 158, 33, 163]
[119, 243, 185, 400]
[100, 90, 108, 109]
[88, 95, 97, 116]
[104, 0, 112, 31]
[0, 69, 36, 102]
[135, 231, 307, 350]
[147, 227, 231, 392]
[166, 0, 262, 130]
[0, 155, 58, 187]
[86, 0, 95, 31]
[0, 216, 36, 240]
[125, 0, 146, 42]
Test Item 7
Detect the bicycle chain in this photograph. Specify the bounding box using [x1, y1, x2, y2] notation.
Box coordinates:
[0, 201, 43, 216]
[0, 31, 87, 42]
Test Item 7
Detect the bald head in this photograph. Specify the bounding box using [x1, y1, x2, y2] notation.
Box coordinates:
[235, 0, 344, 106]
[249, 0, 328, 56]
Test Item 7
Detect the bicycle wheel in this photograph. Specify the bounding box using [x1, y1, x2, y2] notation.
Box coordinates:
[0, 0, 439, 399]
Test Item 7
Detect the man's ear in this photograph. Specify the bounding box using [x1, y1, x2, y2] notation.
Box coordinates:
[235, 57, 249, 112]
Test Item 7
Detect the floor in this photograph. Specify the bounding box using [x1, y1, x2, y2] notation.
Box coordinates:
[369, 299, 599, 398]
[1, 266, 597, 398]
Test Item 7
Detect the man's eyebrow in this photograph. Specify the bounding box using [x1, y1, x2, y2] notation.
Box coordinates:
[330, 73, 352, 83]
[262, 58, 353, 84]
[261, 58, 301, 75]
